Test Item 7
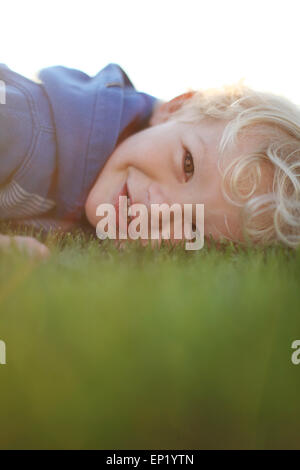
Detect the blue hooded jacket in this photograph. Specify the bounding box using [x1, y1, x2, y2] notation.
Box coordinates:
[0, 63, 158, 231]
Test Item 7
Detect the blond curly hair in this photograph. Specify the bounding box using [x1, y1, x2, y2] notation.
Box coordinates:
[168, 81, 300, 248]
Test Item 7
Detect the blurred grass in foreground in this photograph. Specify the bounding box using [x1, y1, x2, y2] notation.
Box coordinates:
[0, 224, 300, 449]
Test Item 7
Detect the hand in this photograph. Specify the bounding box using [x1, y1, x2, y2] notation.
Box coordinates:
[0, 234, 50, 259]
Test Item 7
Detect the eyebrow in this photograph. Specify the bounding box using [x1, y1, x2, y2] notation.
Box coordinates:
[191, 134, 207, 228]
[194, 134, 207, 170]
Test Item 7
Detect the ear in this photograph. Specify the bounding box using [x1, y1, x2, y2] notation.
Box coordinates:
[149, 91, 196, 126]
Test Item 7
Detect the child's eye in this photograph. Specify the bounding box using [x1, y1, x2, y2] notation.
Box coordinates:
[183, 150, 194, 180]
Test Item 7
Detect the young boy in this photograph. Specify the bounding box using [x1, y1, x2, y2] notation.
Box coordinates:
[1, 63, 300, 256]
[0, 62, 159, 256]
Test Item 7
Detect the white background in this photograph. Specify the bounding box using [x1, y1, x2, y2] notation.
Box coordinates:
[1, 0, 300, 103]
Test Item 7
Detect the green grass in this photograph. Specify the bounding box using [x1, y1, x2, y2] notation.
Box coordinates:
[0, 223, 300, 449]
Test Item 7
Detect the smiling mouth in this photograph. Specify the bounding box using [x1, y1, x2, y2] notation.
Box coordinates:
[114, 181, 132, 231]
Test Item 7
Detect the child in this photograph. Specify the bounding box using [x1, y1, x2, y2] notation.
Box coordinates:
[85, 83, 300, 250]
[0, 62, 159, 256]
[1, 63, 300, 256]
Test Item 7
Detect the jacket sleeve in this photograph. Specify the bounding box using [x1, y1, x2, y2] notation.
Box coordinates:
[0, 64, 34, 186]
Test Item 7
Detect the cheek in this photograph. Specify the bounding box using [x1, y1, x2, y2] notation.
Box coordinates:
[85, 186, 100, 227]
[204, 208, 243, 241]
[119, 125, 168, 168]
[109, 134, 148, 171]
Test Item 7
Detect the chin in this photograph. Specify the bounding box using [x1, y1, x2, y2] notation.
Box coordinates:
[85, 188, 100, 227]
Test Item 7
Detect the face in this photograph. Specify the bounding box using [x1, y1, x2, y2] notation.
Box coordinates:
[85, 113, 258, 244]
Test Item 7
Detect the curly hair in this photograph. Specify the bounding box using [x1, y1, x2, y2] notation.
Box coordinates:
[168, 81, 300, 247]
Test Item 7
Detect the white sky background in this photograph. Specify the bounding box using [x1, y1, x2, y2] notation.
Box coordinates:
[1, 0, 300, 104]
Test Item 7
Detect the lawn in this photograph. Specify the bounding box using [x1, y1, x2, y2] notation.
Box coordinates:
[0, 224, 299, 449]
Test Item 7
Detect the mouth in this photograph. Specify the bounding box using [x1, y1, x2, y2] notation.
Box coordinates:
[113, 181, 132, 232]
